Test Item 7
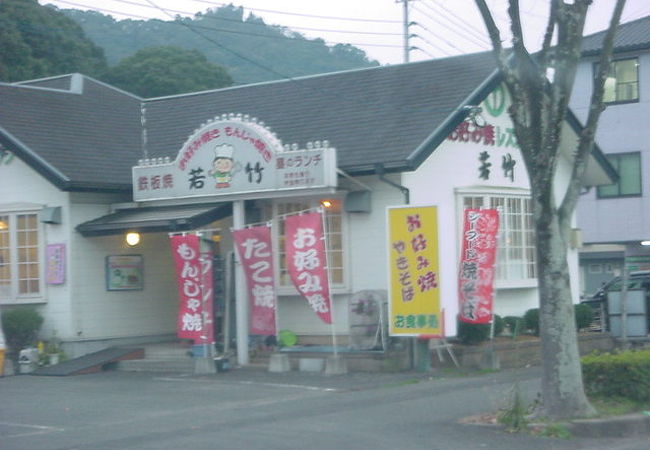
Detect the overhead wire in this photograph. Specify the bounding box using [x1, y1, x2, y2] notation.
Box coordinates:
[421, 0, 492, 47]
[52, 0, 404, 48]
[411, 3, 486, 53]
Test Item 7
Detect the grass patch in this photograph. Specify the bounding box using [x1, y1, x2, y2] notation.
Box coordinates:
[590, 395, 650, 417]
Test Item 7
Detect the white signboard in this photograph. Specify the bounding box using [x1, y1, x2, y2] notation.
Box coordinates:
[133, 115, 337, 202]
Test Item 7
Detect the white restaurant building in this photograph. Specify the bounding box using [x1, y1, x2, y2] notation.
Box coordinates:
[0, 51, 615, 360]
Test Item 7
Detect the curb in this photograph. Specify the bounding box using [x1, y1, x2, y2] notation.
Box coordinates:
[568, 413, 650, 438]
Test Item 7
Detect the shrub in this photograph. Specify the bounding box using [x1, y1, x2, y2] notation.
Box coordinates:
[1, 307, 44, 362]
[523, 308, 540, 336]
[582, 349, 650, 401]
[574, 303, 594, 330]
[503, 316, 525, 336]
[456, 315, 504, 345]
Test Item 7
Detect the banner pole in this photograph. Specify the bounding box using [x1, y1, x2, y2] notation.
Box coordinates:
[320, 207, 338, 357]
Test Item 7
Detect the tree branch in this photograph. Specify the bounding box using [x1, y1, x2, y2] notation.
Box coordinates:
[538, 0, 558, 71]
[559, 0, 626, 222]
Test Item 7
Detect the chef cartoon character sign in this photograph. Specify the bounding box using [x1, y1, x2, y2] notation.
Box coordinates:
[208, 144, 240, 188]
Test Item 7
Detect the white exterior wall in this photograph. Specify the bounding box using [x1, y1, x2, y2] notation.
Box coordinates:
[0, 157, 71, 339]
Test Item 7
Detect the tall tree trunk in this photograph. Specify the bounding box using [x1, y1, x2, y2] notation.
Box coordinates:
[535, 203, 595, 418]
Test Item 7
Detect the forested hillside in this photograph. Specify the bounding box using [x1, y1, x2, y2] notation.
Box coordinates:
[61, 4, 379, 85]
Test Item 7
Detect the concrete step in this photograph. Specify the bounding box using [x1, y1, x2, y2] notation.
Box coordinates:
[116, 358, 195, 373]
[142, 342, 193, 360]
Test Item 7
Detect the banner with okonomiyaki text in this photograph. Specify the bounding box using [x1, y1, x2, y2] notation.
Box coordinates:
[285, 212, 332, 324]
[171, 234, 204, 340]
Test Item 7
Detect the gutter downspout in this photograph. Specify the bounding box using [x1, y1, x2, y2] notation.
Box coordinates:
[375, 164, 409, 204]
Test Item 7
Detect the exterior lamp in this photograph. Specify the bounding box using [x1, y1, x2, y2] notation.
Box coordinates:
[641, 241, 650, 246]
[320, 199, 333, 208]
[125, 232, 141, 247]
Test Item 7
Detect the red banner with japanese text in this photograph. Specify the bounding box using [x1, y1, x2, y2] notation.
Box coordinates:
[171, 234, 204, 340]
[232, 226, 277, 335]
[199, 251, 215, 344]
[458, 209, 499, 324]
[285, 212, 332, 324]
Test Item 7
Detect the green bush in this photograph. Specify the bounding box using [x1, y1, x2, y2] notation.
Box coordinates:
[523, 308, 540, 336]
[582, 349, 650, 401]
[503, 316, 525, 336]
[1, 307, 44, 362]
[456, 315, 504, 345]
[574, 303, 594, 330]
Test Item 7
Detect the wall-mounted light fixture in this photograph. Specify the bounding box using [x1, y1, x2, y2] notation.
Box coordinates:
[320, 199, 333, 209]
[125, 232, 141, 247]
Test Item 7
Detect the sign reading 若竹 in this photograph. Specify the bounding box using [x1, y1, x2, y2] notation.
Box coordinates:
[387, 206, 441, 337]
[132, 116, 337, 202]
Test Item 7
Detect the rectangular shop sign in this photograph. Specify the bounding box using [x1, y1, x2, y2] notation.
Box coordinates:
[46, 243, 66, 285]
[285, 211, 332, 324]
[387, 206, 441, 336]
[458, 209, 499, 324]
[232, 225, 277, 335]
[106, 254, 143, 291]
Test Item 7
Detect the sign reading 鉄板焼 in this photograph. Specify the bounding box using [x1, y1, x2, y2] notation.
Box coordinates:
[132, 114, 337, 201]
[387, 205, 441, 337]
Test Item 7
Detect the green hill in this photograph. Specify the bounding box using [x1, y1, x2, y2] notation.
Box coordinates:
[61, 4, 379, 85]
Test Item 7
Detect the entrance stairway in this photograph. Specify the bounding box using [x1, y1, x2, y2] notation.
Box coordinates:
[116, 341, 195, 373]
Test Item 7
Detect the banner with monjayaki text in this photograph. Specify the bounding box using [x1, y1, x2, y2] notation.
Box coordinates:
[285, 212, 332, 324]
[458, 209, 499, 324]
[232, 225, 277, 335]
[171, 234, 204, 340]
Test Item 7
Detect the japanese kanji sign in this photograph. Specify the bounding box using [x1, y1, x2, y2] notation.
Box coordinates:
[171, 234, 205, 341]
[387, 206, 441, 336]
[458, 209, 499, 324]
[232, 225, 277, 335]
[199, 250, 215, 345]
[46, 244, 66, 285]
[285, 212, 332, 324]
[132, 116, 337, 201]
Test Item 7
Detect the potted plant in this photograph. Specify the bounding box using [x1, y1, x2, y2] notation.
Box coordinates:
[45, 331, 62, 365]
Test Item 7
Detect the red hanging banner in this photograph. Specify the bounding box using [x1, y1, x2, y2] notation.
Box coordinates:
[285, 212, 332, 324]
[170, 234, 204, 340]
[458, 209, 499, 324]
[232, 226, 277, 335]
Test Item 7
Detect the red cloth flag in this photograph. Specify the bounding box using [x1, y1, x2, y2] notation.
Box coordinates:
[458, 209, 499, 324]
[232, 226, 277, 335]
[285, 212, 332, 324]
[171, 234, 205, 340]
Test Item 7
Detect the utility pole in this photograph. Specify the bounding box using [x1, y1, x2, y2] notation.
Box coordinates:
[397, 0, 411, 63]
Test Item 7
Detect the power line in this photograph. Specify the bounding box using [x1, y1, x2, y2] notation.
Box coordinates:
[52, 0, 404, 49]
[94, 0, 404, 37]
[411, 3, 487, 53]
[421, 0, 491, 47]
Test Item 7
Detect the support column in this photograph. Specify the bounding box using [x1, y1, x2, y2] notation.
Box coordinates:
[233, 200, 249, 365]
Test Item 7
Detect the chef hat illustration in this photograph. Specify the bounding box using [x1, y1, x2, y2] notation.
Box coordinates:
[214, 143, 234, 159]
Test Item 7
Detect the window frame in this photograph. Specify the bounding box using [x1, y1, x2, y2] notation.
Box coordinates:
[0, 209, 45, 305]
[456, 189, 537, 289]
[268, 196, 349, 296]
[596, 152, 642, 199]
[594, 57, 640, 105]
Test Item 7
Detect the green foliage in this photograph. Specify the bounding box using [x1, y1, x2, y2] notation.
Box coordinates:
[456, 315, 504, 345]
[582, 349, 650, 401]
[504, 316, 525, 336]
[62, 5, 378, 85]
[104, 46, 233, 97]
[1, 307, 44, 361]
[523, 308, 540, 336]
[574, 303, 594, 330]
[0, 0, 107, 82]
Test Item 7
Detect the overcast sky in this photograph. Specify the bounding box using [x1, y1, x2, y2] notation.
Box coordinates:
[42, 0, 650, 65]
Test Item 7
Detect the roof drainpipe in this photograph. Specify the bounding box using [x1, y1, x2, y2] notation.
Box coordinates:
[375, 164, 409, 205]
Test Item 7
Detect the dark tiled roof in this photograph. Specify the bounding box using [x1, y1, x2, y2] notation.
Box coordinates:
[0, 52, 499, 190]
[0, 76, 142, 191]
[145, 52, 499, 174]
[582, 15, 650, 56]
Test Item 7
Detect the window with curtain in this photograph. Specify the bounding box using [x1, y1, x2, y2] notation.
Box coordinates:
[0, 212, 42, 303]
[597, 57, 639, 104]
